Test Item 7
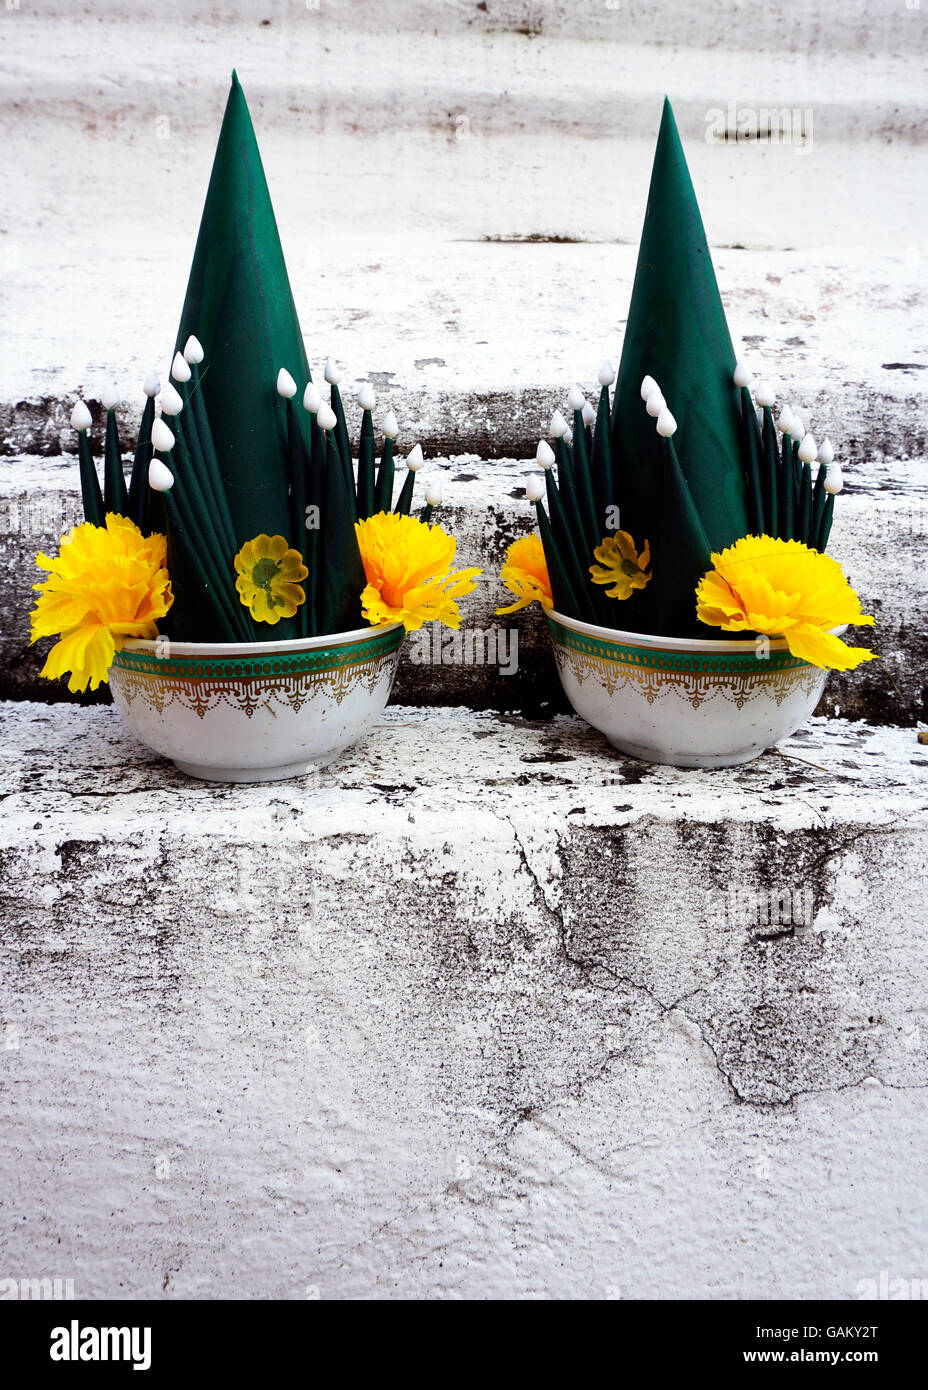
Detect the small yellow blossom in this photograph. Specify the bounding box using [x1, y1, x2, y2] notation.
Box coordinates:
[695, 534, 876, 671]
[495, 534, 553, 614]
[30, 514, 173, 693]
[234, 534, 308, 624]
[589, 531, 652, 600]
[355, 511, 481, 632]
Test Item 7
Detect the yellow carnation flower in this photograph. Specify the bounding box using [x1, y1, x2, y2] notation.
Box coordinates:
[695, 534, 876, 671]
[30, 514, 173, 693]
[355, 512, 482, 632]
[495, 534, 553, 614]
[234, 534, 308, 624]
[589, 531, 652, 599]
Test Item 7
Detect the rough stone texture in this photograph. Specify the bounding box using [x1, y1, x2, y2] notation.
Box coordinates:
[1, 701, 927, 1298]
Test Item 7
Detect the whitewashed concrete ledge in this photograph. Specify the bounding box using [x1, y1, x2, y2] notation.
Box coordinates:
[1, 701, 927, 1299]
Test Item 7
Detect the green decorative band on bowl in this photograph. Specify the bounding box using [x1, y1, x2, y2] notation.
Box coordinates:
[109, 626, 405, 721]
[112, 625, 403, 681]
[545, 617, 807, 674]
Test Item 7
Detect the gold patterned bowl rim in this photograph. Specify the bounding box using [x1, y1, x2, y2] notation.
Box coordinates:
[547, 610, 846, 675]
[111, 622, 404, 681]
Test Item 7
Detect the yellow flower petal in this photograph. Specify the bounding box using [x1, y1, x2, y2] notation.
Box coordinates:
[233, 534, 307, 624]
[495, 534, 553, 615]
[589, 531, 652, 600]
[30, 515, 172, 691]
[355, 512, 481, 632]
[785, 623, 878, 671]
[695, 534, 877, 671]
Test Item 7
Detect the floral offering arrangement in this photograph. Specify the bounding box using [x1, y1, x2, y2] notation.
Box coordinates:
[498, 98, 875, 678]
[31, 73, 480, 698]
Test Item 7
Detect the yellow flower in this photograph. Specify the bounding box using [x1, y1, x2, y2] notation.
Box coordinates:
[589, 531, 652, 599]
[495, 534, 553, 614]
[355, 511, 482, 632]
[234, 534, 308, 624]
[695, 534, 876, 671]
[30, 514, 173, 693]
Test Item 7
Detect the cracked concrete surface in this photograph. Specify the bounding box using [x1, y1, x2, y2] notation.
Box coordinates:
[1, 701, 926, 1298]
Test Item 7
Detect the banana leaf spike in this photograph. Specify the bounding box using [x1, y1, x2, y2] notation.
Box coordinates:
[650, 408, 714, 639]
[315, 424, 365, 636]
[279, 371, 309, 638]
[761, 404, 780, 536]
[542, 452, 595, 623]
[160, 393, 239, 621]
[181, 354, 237, 556]
[71, 401, 104, 526]
[528, 474, 583, 618]
[299, 380, 326, 636]
[567, 385, 598, 541]
[325, 359, 353, 487]
[420, 476, 442, 526]
[128, 372, 160, 532]
[101, 385, 129, 515]
[736, 381, 766, 535]
[796, 433, 817, 545]
[357, 383, 377, 520]
[817, 448, 843, 551]
[591, 377, 614, 543]
[549, 410, 587, 570]
[148, 439, 246, 641]
[374, 434, 397, 515]
[776, 408, 796, 540]
[394, 444, 422, 515]
[810, 438, 833, 550]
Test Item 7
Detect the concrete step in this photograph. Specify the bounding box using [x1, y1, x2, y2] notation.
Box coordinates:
[1, 449, 924, 723]
[2, 243, 925, 461]
[1, 699, 926, 1298]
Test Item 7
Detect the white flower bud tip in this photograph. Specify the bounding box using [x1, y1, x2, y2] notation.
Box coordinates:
[276, 367, 297, 398]
[640, 374, 658, 401]
[323, 358, 342, 385]
[302, 382, 322, 413]
[101, 384, 120, 411]
[382, 410, 399, 439]
[405, 444, 424, 472]
[798, 433, 817, 464]
[148, 458, 175, 492]
[817, 437, 835, 467]
[143, 370, 161, 399]
[754, 380, 775, 408]
[824, 463, 844, 495]
[791, 414, 804, 441]
[158, 381, 184, 416]
[151, 418, 176, 453]
[525, 474, 546, 502]
[358, 383, 376, 411]
[733, 361, 753, 389]
[656, 408, 677, 438]
[183, 335, 205, 365]
[549, 409, 569, 438]
[170, 351, 192, 384]
[536, 439, 556, 469]
[581, 401, 596, 426]
[425, 479, 443, 507]
[70, 400, 93, 432]
[316, 402, 337, 432]
[776, 407, 794, 434]
[598, 360, 615, 386]
[645, 388, 666, 418]
[567, 384, 586, 412]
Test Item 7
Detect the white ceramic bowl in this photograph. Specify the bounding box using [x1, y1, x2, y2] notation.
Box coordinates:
[109, 623, 403, 782]
[547, 610, 838, 769]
